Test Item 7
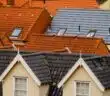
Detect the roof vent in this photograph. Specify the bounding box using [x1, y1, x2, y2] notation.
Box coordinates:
[109, 28, 110, 35]
[86, 29, 97, 37]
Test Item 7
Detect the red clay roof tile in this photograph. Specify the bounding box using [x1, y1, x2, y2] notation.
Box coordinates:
[0, 0, 99, 15]
[0, 7, 43, 40]
[18, 35, 109, 55]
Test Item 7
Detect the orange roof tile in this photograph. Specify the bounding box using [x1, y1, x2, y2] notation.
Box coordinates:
[44, 0, 99, 15]
[0, 0, 99, 15]
[28, 0, 99, 15]
[0, 7, 44, 40]
[18, 35, 109, 55]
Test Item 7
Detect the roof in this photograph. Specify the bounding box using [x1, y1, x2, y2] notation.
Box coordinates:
[19, 35, 109, 55]
[85, 56, 110, 89]
[44, 0, 99, 15]
[0, 7, 43, 40]
[47, 8, 110, 43]
[24, 0, 98, 15]
[1, 52, 110, 95]
[0, 51, 94, 84]
[23, 53, 52, 84]
[0, 50, 32, 75]
[0, 0, 99, 15]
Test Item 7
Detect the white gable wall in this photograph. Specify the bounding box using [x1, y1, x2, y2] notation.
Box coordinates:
[2, 62, 49, 96]
[63, 66, 103, 96]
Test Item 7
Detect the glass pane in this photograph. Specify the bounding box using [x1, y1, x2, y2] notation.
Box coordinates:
[15, 90, 26, 96]
[76, 82, 89, 96]
[11, 28, 22, 37]
[15, 78, 27, 90]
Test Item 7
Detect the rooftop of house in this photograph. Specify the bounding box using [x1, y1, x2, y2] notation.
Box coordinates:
[47, 8, 110, 43]
[0, 0, 99, 15]
[0, 7, 44, 41]
[1, 51, 110, 95]
[18, 35, 109, 55]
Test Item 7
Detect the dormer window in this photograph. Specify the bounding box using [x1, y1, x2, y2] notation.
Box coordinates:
[57, 28, 67, 36]
[86, 29, 96, 37]
[11, 27, 22, 38]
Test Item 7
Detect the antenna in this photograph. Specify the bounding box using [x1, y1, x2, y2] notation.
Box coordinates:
[78, 25, 80, 33]
[109, 28, 110, 35]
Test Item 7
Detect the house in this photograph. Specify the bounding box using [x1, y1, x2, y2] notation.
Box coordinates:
[47, 8, 110, 49]
[0, 34, 109, 55]
[99, 0, 110, 9]
[0, 51, 110, 96]
[0, 7, 51, 47]
[0, 51, 95, 96]
[18, 35, 110, 55]
[58, 54, 110, 96]
[0, 0, 99, 15]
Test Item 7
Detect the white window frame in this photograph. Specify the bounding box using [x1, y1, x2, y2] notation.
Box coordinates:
[74, 81, 91, 96]
[13, 76, 28, 96]
[57, 28, 67, 36]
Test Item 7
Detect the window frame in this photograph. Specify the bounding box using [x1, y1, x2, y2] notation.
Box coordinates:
[74, 81, 91, 96]
[13, 76, 28, 96]
[10, 27, 22, 38]
[57, 28, 67, 36]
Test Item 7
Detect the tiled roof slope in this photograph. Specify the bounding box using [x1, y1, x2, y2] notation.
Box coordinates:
[23, 53, 110, 89]
[0, 50, 32, 76]
[23, 53, 52, 84]
[0, 0, 99, 15]
[44, 0, 99, 15]
[0, 7, 51, 41]
[19, 35, 109, 55]
[23, 53, 93, 84]
[47, 8, 110, 43]
[85, 56, 110, 89]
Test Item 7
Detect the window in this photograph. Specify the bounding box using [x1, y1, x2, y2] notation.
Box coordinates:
[86, 29, 96, 37]
[14, 77, 27, 96]
[75, 81, 90, 96]
[11, 28, 22, 37]
[57, 28, 67, 36]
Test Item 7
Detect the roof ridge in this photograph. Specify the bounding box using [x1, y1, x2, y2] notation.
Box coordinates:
[58, 8, 110, 12]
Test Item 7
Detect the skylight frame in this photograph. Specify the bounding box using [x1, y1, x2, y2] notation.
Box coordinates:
[10, 27, 22, 38]
[86, 29, 97, 37]
[57, 28, 67, 36]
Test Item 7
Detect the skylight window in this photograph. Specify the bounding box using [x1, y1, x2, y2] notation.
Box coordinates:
[86, 29, 96, 37]
[57, 28, 67, 36]
[11, 27, 22, 37]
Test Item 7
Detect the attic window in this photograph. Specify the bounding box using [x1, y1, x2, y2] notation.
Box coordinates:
[57, 28, 67, 36]
[11, 27, 22, 38]
[86, 29, 96, 37]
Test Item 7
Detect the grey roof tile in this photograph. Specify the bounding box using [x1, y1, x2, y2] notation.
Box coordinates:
[48, 8, 110, 43]
[85, 56, 110, 89]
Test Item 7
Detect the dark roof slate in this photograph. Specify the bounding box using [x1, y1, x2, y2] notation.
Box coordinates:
[22, 53, 94, 84]
[0, 50, 32, 75]
[23, 53, 52, 84]
[85, 56, 110, 89]
[47, 8, 110, 43]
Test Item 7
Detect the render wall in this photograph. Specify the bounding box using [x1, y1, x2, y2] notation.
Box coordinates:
[63, 66, 103, 96]
[100, 0, 110, 9]
[3, 62, 49, 96]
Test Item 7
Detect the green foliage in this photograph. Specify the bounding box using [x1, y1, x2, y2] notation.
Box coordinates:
[97, 0, 108, 4]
